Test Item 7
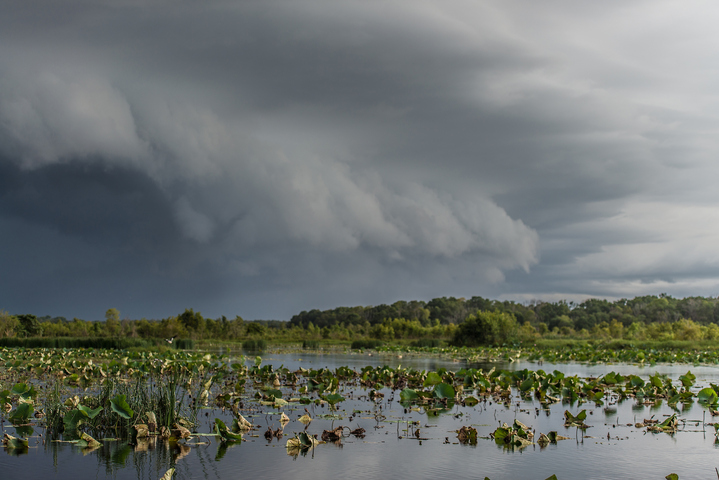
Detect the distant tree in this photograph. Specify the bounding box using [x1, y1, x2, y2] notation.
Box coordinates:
[427, 297, 469, 324]
[246, 322, 265, 336]
[178, 309, 206, 337]
[452, 310, 518, 346]
[104, 308, 121, 337]
[226, 315, 244, 339]
[533, 301, 570, 330]
[105, 308, 120, 322]
[17, 314, 42, 337]
[0, 310, 19, 338]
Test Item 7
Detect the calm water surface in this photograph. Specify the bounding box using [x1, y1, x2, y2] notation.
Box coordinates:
[2, 351, 718, 480]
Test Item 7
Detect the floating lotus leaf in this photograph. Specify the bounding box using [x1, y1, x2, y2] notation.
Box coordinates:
[546, 431, 570, 442]
[697, 387, 718, 405]
[10, 383, 37, 401]
[298, 414, 312, 424]
[14, 425, 33, 437]
[109, 394, 134, 420]
[400, 388, 419, 403]
[233, 414, 252, 431]
[433, 383, 455, 399]
[64, 409, 88, 438]
[601, 372, 618, 385]
[2, 433, 29, 451]
[492, 426, 510, 444]
[215, 418, 242, 442]
[280, 412, 290, 424]
[463, 396, 479, 407]
[265, 388, 282, 399]
[322, 393, 345, 406]
[519, 377, 534, 392]
[648, 414, 678, 433]
[564, 410, 589, 428]
[78, 404, 103, 419]
[78, 432, 101, 448]
[8, 402, 33, 424]
[649, 374, 664, 389]
[423, 372, 442, 387]
[679, 371, 696, 387]
[298, 431, 321, 447]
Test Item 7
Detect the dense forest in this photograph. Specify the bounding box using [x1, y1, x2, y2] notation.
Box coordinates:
[3, 294, 719, 346]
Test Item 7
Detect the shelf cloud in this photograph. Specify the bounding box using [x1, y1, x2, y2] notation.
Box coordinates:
[2, 0, 718, 319]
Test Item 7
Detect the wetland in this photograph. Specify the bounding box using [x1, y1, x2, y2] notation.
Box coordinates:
[2, 345, 719, 479]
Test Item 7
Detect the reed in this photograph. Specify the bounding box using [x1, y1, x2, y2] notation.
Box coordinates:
[302, 340, 320, 349]
[242, 339, 267, 351]
[350, 339, 384, 349]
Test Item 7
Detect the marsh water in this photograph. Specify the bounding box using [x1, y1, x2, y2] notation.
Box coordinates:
[3, 351, 719, 480]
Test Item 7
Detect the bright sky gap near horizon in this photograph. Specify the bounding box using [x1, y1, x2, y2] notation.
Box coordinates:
[2, 0, 719, 321]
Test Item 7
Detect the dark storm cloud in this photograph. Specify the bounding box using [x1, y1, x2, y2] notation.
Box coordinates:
[2, 0, 719, 319]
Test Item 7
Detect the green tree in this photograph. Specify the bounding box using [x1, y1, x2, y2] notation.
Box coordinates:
[178, 309, 206, 338]
[0, 310, 19, 337]
[246, 322, 265, 336]
[17, 314, 42, 337]
[452, 310, 518, 346]
[104, 309, 121, 337]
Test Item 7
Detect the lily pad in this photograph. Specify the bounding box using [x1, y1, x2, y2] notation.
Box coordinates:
[77, 432, 101, 448]
[322, 393, 345, 406]
[423, 372, 442, 387]
[433, 383, 456, 399]
[2, 433, 29, 451]
[697, 387, 718, 405]
[400, 389, 419, 403]
[215, 418, 242, 442]
[8, 402, 33, 424]
[78, 404, 103, 419]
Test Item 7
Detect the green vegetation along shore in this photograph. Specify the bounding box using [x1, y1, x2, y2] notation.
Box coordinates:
[3, 294, 719, 350]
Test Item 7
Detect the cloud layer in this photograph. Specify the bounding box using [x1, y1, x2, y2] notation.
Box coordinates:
[2, 0, 719, 319]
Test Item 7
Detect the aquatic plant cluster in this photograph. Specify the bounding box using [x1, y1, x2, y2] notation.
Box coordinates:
[375, 342, 719, 365]
[0, 346, 716, 479]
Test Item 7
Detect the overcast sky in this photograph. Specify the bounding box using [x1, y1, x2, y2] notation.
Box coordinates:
[2, 0, 719, 320]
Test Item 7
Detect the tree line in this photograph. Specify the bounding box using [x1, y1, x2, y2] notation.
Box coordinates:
[2, 293, 719, 345]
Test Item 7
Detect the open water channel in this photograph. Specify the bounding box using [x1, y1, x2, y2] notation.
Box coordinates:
[3, 351, 719, 480]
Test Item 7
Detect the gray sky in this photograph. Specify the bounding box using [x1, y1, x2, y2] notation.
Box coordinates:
[2, 0, 719, 320]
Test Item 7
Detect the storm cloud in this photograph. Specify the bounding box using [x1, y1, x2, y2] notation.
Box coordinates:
[2, 0, 719, 319]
